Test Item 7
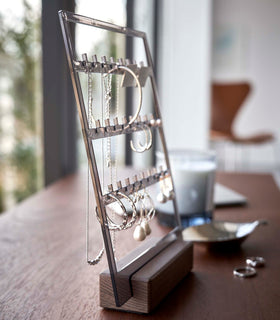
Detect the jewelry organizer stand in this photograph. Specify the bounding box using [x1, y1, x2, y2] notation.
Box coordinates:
[59, 11, 193, 314]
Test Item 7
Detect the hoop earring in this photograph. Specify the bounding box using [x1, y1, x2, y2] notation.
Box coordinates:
[96, 193, 128, 231]
[130, 125, 149, 153]
[130, 124, 153, 153]
[143, 125, 153, 150]
[117, 191, 138, 229]
[107, 65, 142, 127]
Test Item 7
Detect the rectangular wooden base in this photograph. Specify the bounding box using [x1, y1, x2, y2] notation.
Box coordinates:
[100, 238, 193, 314]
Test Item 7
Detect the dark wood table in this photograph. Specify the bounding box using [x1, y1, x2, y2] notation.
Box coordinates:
[0, 171, 280, 319]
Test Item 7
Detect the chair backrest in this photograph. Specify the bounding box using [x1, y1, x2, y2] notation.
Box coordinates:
[211, 82, 251, 136]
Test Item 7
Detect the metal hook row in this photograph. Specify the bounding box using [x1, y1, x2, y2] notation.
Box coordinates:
[86, 114, 161, 140]
[74, 53, 151, 87]
[102, 167, 170, 205]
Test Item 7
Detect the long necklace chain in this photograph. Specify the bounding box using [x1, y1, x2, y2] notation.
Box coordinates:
[112, 75, 120, 255]
[103, 73, 117, 255]
[114, 75, 119, 185]
[88, 71, 94, 128]
[103, 73, 112, 171]
[86, 72, 120, 264]
[86, 71, 104, 265]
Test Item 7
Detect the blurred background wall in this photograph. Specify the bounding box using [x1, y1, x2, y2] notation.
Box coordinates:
[212, 0, 280, 170]
[157, 0, 279, 172]
[157, 0, 212, 151]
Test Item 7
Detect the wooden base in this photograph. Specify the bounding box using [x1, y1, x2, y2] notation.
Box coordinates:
[100, 238, 193, 314]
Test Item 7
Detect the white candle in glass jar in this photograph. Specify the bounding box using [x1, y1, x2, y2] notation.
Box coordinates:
[156, 150, 216, 216]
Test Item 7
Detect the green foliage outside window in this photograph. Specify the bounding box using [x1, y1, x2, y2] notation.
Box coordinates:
[0, 1, 42, 212]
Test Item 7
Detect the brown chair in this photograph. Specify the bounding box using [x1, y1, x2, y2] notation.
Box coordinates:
[210, 82, 275, 169]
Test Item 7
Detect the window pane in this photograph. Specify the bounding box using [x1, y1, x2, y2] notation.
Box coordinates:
[0, 0, 42, 213]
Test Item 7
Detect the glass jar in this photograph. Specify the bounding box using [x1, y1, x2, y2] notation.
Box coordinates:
[156, 149, 216, 228]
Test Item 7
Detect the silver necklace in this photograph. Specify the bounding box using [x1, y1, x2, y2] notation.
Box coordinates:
[86, 71, 104, 265]
[103, 72, 117, 255]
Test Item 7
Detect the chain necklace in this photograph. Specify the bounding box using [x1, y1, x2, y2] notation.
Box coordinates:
[86, 71, 104, 265]
[88, 71, 95, 128]
[103, 72, 117, 255]
[103, 73, 112, 170]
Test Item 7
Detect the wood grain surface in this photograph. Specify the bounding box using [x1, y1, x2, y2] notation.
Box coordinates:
[0, 171, 280, 320]
[100, 238, 193, 313]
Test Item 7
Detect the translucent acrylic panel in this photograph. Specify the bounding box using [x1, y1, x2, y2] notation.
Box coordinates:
[0, 0, 43, 213]
[75, 0, 127, 167]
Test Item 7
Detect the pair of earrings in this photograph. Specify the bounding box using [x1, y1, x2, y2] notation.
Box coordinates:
[130, 123, 153, 153]
[98, 188, 155, 242]
[97, 191, 137, 231]
[133, 191, 155, 241]
[156, 174, 175, 204]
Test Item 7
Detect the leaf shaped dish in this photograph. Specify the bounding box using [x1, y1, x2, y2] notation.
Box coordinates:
[182, 220, 268, 248]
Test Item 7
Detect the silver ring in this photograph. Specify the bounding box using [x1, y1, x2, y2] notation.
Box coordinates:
[233, 266, 257, 278]
[246, 257, 265, 268]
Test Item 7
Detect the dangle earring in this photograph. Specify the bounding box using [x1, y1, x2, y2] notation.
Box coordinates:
[164, 173, 175, 200]
[156, 171, 175, 203]
[141, 199, 152, 236]
[142, 194, 155, 235]
[140, 174, 155, 236]
[132, 180, 147, 241]
[133, 195, 147, 241]
[157, 174, 168, 203]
